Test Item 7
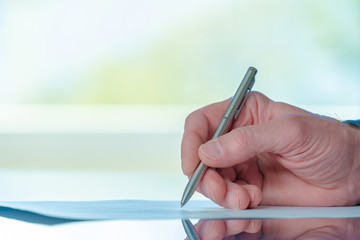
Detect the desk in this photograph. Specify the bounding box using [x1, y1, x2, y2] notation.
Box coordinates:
[0, 169, 359, 239]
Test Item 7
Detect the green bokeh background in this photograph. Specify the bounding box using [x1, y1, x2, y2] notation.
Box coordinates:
[0, 0, 359, 105]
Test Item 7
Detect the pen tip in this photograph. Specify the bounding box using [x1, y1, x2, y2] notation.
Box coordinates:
[181, 203, 184, 208]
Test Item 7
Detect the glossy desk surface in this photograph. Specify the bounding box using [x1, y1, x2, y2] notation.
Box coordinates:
[1, 217, 359, 240]
[0, 169, 359, 240]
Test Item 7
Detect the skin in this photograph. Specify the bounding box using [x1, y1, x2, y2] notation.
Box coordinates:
[181, 92, 360, 209]
[187, 218, 360, 240]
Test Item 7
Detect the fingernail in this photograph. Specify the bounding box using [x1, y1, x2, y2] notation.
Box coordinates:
[200, 139, 223, 160]
[249, 220, 255, 231]
[249, 190, 255, 202]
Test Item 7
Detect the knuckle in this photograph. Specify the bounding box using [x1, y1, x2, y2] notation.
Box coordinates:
[184, 112, 196, 130]
[280, 115, 312, 148]
[247, 91, 270, 106]
[283, 115, 308, 138]
[248, 91, 265, 100]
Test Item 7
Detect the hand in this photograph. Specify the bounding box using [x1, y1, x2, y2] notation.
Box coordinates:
[186, 218, 360, 240]
[181, 92, 360, 209]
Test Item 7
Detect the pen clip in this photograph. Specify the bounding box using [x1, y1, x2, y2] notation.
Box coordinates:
[233, 77, 255, 119]
[248, 76, 255, 90]
[233, 90, 249, 120]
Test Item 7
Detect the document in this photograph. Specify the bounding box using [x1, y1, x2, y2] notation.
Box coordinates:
[1, 200, 360, 224]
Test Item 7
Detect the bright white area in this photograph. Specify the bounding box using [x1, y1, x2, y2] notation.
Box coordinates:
[0, 0, 228, 102]
[0, 168, 199, 201]
[0, 218, 185, 240]
[0, 104, 197, 133]
[0, 104, 358, 133]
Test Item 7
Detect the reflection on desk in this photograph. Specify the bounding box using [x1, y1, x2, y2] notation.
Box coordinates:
[184, 218, 360, 240]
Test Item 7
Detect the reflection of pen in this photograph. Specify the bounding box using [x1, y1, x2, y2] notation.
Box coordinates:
[181, 67, 257, 207]
[181, 219, 200, 240]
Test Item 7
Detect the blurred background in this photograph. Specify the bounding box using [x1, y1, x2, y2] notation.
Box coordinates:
[0, 0, 359, 177]
[1, 0, 359, 105]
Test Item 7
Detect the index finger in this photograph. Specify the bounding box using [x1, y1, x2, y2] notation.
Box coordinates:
[181, 99, 231, 176]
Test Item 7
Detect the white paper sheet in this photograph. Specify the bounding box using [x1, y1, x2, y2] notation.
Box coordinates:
[1, 200, 359, 221]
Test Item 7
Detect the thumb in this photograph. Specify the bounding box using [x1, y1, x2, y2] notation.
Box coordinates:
[198, 117, 297, 168]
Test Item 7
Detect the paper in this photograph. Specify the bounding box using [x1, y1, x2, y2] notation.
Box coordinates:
[0, 200, 359, 224]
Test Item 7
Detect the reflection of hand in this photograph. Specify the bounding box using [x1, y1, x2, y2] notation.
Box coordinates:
[188, 218, 360, 240]
[181, 92, 360, 209]
[188, 219, 262, 240]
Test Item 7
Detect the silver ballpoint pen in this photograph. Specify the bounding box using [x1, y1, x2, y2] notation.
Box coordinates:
[181, 66, 257, 207]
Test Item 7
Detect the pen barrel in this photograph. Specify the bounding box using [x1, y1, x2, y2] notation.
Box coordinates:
[212, 67, 256, 139]
[181, 162, 207, 205]
[212, 117, 232, 139]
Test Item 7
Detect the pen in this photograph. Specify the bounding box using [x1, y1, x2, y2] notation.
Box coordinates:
[181, 219, 200, 240]
[181, 66, 257, 207]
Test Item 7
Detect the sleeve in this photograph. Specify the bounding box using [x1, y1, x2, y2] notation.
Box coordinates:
[343, 120, 360, 129]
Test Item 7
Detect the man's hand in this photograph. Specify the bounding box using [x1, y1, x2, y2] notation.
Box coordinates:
[181, 92, 360, 209]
